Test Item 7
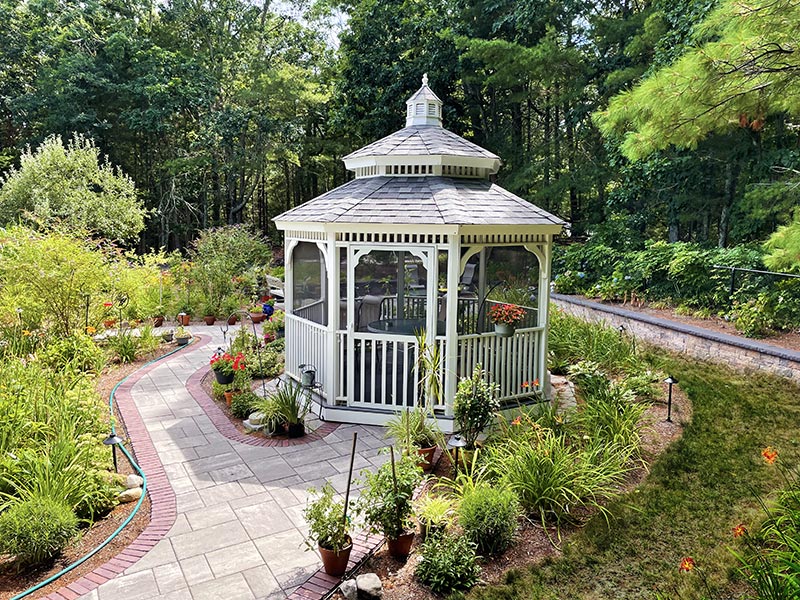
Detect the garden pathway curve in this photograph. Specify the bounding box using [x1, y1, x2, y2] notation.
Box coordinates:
[80, 326, 390, 600]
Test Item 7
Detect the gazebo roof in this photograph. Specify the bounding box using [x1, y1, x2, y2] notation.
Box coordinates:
[274, 75, 566, 232]
[275, 176, 565, 226]
[343, 126, 499, 161]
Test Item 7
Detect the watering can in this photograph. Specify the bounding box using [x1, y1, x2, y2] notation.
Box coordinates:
[299, 364, 316, 388]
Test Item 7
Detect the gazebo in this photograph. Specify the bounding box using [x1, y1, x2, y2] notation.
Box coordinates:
[274, 75, 566, 429]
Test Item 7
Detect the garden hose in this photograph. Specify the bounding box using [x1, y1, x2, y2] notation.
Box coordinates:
[12, 336, 197, 600]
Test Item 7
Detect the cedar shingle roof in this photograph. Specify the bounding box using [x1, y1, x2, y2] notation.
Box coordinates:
[275, 177, 565, 226]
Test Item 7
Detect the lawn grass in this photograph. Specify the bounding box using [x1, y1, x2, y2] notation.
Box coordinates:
[468, 355, 800, 600]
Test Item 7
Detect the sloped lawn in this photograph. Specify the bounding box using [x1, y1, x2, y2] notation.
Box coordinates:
[469, 356, 800, 600]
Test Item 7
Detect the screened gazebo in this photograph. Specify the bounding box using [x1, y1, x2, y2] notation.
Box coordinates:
[274, 75, 566, 429]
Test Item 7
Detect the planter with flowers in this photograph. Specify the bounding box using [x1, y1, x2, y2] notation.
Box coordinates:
[174, 326, 192, 346]
[488, 303, 526, 337]
[209, 350, 246, 385]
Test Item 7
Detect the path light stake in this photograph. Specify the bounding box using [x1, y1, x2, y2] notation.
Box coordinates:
[664, 376, 678, 422]
[342, 432, 358, 529]
[103, 432, 123, 472]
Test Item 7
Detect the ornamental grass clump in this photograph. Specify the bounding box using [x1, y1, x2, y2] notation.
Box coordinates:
[0, 495, 78, 566]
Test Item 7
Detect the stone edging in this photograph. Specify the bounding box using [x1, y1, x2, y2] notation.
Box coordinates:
[185, 366, 339, 446]
[552, 294, 800, 381]
[42, 338, 208, 600]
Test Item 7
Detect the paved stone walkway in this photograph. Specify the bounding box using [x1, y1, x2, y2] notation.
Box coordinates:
[80, 326, 390, 600]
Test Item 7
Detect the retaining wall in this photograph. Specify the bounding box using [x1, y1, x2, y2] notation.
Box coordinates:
[552, 294, 800, 383]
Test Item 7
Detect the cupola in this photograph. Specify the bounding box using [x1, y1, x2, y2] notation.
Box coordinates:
[405, 73, 443, 127]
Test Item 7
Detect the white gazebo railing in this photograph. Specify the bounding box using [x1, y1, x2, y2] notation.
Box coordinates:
[285, 313, 328, 399]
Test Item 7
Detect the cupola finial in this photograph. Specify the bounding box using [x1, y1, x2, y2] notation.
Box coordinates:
[405, 73, 443, 127]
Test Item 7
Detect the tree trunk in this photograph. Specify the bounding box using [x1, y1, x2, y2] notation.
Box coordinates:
[718, 161, 738, 248]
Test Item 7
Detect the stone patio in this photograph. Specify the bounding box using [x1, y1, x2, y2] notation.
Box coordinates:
[79, 326, 390, 600]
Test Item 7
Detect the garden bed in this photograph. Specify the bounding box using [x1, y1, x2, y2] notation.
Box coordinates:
[0, 347, 172, 600]
[334, 380, 691, 600]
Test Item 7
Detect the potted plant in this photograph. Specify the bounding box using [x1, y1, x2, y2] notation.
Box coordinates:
[177, 312, 191, 326]
[264, 309, 285, 338]
[161, 329, 174, 342]
[271, 380, 310, 438]
[152, 305, 165, 328]
[488, 303, 525, 337]
[303, 482, 352, 577]
[209, 350, 245, 385]
[174, 326, 192, 346]
[249, 304, 265, 324]
[357, 452, 423, 558]
[222, 294, 243, 325]
[386, 408, 440, 472]
[202, 301, 218, 325]
[453, 365, 500, 452]
[414, 495, 454, 541]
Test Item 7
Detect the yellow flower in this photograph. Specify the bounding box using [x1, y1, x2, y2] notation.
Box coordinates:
[86, 326, 97, 335]
[22, 330, 30, 336]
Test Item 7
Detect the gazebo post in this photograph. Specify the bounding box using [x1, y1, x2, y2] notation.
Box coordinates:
[478, 248, 487, 333]
[325, 232, 339, 406]
[397, 251, 405, 320]
[537, 240, 553, 394]
[444, 235, 461, 416]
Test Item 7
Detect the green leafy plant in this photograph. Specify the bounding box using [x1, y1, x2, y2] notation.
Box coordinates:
[303, 482, 351, 553]
[230, 391, 261, 419]
[386, 407, 439, 452]
[415, 531, 480, 594]
[357, 453, 423, 540]
[458, 483, 520, 556]
[271, 380, 310, 425]
[0, 495, 78, 566]
[414, 494, 454, 538]
[453, 365, 500, 449]
[38, 333, 107, 373]
[106, 329, 140, 363]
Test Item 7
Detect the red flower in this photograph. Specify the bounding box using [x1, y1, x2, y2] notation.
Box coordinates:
[762, 447, 778, 464]
[103, 301, 113, 308]
[511, 416, 522, 426]
[533, 378, 539, 387]
[732, 524, 747, 538]
[232, 352, 246, 371]
[679, 557, 695, 572]
[522, 381, 530, 389]
[488, 303, 526, 326]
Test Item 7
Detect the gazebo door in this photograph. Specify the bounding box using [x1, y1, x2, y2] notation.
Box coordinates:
[346, 245, 437, 409]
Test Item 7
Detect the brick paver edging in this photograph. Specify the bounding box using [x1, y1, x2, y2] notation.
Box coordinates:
[41, 336, 210, 600]
[553, 294, 800, 364]
[185, 365, 339, 447]
[287, 532, 385, 600]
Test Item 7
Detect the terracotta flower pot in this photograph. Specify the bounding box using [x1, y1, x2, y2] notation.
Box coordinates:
[318, 538, 352, 577]
[250, 313, 265, 324]
[152, 316, 164, 327]
[387, 532, 415, 558]
[103, 319, 116, 328]
[177, 314, 191, 326]
[214, 370, 234, 385]
[227, 315, 238, 325]
[203, 315, 216, 325]
[223, 390, 234, 406]
[416, 446, 437, 472]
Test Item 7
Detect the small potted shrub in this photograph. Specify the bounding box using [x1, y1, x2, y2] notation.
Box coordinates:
[248, 304, 265, 324]
[414, 495, 454, 541]
[271, 380, 310, 437]
[488, 303, 525, 337]
[386, 408, 440, 472]
[357, 453, 423, 558]
[303, 482, 352, 576]
[174, 326, 192, 346]
[453, 365, 500, 452]
[202, 301, 218, 325]
[161, 329, 174, 342]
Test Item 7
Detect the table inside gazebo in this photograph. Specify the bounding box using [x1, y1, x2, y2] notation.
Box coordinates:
[367, 318, 445, 336]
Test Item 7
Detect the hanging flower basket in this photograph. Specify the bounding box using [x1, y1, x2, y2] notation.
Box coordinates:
[488, 303, 525, 337]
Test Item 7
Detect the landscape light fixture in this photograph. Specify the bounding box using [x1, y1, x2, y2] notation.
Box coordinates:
[103, 432, 124, 472]
[664, 376, 678, 422]
[447, 434, 468, 476]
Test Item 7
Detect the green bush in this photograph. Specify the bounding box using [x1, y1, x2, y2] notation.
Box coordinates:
[0, 496, 78, 565]
[106, 329, 140, 363]
[458, 484, 519, 556]
[244, 347, 284, 379]
[415, 531, 480, 594]
[230, 391, 261, 419]
[39, 333, 107, 373]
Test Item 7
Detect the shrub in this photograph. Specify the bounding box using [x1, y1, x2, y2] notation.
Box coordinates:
[453, 365, 499, 450]
[230, 391, 261, 419]
[357, 453, 423, 539]
[458, 484, 519, 556]
[244, 347, 284, 379]
[0, 496, 78, 565]
[577, 378, 647, 452]
[39, 333, 107, 373]
[415, 531, 480, 594]
[303, 482, 350, 553]
[106, 329, 140, 363]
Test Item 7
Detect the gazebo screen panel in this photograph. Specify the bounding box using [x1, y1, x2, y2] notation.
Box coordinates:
[291, 241, 327, 326]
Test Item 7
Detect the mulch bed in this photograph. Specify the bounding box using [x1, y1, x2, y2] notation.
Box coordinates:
[0, 345, 177, 600]
[334, 381, 691, 600]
